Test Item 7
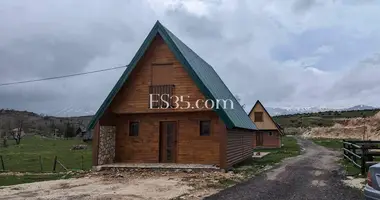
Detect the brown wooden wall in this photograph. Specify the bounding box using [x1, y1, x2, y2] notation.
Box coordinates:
[110, 34, 211, 114]
[112, 111, 225, 166]
[225, 129, 254, 169]
[253, 130, 281, 148]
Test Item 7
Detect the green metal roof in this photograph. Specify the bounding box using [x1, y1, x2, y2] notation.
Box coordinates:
[88, 21, 257, 131]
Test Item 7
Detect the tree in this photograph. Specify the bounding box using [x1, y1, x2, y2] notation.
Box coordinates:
[0, 128, 7, 148]
[64, 121, 76, 139]
[234, 95, 246, 109]
[50, 119, 56, 137]
[13, 120, 23, 145]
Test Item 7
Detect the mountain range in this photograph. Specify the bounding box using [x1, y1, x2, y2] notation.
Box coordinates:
[266, 105, 379, 116]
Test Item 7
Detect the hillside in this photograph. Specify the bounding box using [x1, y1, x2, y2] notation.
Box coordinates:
[303, 111, 380, 140]
[273, 109, 380, 128]
[0, 109, 92, 137]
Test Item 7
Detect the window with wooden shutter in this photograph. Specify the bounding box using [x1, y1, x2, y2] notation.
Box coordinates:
[149, 63, 175, 109]
[254, 112, 263, 122]
[152, 64, 173, 85]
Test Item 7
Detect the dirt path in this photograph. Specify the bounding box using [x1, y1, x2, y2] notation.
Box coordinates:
[205, 137, 364, 200]
[0, 173, 199, 200]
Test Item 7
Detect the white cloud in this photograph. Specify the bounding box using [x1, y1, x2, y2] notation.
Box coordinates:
[1, 0, 380, 116]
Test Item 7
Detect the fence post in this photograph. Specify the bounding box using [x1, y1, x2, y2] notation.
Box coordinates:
[347, 143, 352, 160]
[0, 155, 4, 171]
[39, 155, 43, 172]
[361, 145, 366, 175]
[53, 156, 57, 172]
[353, 146, 357, 164]
[81, 155, 84, 170]
[343, 141, 346, 158]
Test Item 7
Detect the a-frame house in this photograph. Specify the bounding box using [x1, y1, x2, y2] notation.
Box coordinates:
[248, 100, 282, 148]
[88, 21, 257, 170]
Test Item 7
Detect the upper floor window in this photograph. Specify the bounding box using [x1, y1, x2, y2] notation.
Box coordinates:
[151, 63, 173, 85]
[254, 112, 263, 122]
[149, 63, 175, 109]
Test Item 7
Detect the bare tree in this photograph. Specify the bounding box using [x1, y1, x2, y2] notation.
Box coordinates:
[234, 95, 246, 109]
[13, 120, 23, 145]
[2, 131, 8, 148]
[2, 120, 11, 147]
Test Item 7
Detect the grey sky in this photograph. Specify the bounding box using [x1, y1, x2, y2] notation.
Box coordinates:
[1, 0, 380, 116]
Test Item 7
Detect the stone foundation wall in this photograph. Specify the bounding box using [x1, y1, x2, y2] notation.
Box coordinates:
[98, 126, 116, 165]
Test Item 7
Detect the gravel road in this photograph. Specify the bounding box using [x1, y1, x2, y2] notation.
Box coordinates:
[205, 137, 364, 200]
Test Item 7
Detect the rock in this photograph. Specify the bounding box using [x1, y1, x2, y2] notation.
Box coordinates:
[71, 144, 88, 150]
[185, 169, 193, 173]
[93, 166, 102, 172]
[115, 173, 124, 178]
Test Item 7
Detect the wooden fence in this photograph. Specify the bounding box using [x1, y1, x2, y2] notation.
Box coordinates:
[343, 140, 380, 174]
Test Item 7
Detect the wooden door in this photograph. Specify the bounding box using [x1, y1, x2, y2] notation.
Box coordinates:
[256, 132, 263, 146]
[159, 121, 177, 163]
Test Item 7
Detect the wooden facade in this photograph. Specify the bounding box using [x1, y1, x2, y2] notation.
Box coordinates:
[249, 101, 282, 148]
[110, 35, 210, 114]
[90, 21, 257, 170]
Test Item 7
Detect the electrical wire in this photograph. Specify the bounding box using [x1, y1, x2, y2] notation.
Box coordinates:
[0, 65, 128, 87]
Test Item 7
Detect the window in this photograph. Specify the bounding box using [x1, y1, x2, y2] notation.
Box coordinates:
[129, 121, 139, 136]
[268, 132, 273, 136]
[200, 120, 211, 136]
[254, 112, 263, 122]
[152, 64, 173, 85]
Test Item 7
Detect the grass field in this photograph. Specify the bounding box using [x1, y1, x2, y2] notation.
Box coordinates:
[311, 138, 343, 150]
[0, 136, 92, 172]
[233, 136, 300, 177]
[0, 173, 74, 187]
[310, 138, 362, 176]
[273, 109, 380, 128]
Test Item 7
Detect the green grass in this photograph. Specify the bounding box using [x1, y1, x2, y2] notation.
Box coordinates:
[311, 138, 343, 150]
[0, 173, 74, 187]
[0, 136, 92, 172]
[273, 109, 380, 128]
[311, 138, 363, 176]
[340, 159, 362, 176]
[232, 136, 300, 177]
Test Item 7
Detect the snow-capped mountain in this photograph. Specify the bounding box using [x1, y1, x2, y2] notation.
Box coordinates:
[344, 105, 378, 111]
[266, 105, 379, 116]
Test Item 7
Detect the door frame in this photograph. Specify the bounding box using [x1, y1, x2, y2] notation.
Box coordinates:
[256, 131, 264, 147]
[159, 121, 178, 163]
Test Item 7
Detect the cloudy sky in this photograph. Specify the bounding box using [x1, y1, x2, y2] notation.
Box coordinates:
[1, 0, 380, 116]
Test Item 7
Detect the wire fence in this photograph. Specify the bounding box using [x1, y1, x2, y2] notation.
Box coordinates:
[0, 154, 92, 172]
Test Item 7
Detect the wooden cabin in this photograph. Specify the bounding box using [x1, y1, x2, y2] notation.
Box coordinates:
[249, 100, 282, 148]
[88, 21, 257, 170]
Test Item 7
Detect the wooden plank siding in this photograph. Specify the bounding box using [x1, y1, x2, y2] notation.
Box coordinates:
[253, 130, 281, 148]
[225, 129, 254, 169]
[112, 111, 225, 166]
[110, 35, 211, 114]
